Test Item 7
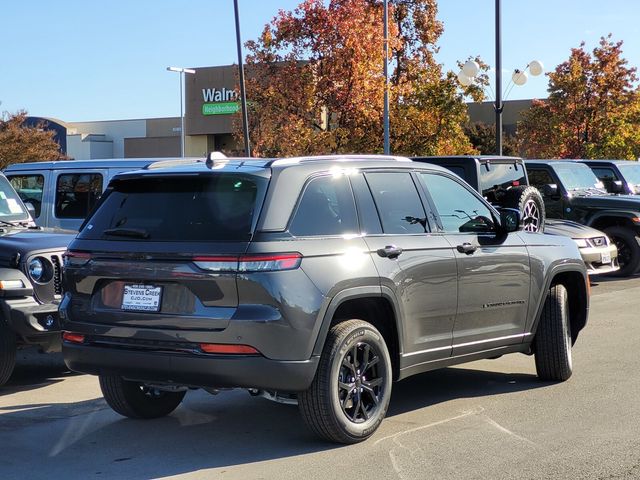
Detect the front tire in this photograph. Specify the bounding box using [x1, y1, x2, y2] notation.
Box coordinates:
[99, 375, 186, 419]
[534, 284, 573, 381]
[299, 319, 392, 444]
[604, 226, 640, 277]
[0, 321, 17, 387]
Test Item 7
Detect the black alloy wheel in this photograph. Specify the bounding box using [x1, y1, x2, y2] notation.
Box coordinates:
[338, 342, 384, 423]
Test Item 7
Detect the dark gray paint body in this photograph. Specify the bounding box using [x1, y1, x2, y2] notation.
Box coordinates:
[61, 156, 589, 391]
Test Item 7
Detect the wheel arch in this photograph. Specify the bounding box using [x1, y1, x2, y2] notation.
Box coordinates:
[532, 267, 589, 345]
[588, 212, 639, 231]
[312, 286, 404, 380]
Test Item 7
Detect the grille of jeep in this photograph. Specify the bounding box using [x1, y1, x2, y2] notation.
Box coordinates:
[51, 254, 63, 295]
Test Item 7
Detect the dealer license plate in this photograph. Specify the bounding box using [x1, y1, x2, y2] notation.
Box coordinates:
[601, 252, 611, 264]
[121, 284, 163, 312]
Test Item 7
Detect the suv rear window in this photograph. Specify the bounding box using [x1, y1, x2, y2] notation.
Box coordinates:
[479, 162, 526, 202]
[79, 174, 267, 242]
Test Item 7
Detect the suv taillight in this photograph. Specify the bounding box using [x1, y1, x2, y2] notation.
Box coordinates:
[63, 250, 92, 268]
[193, 253, 302, 273]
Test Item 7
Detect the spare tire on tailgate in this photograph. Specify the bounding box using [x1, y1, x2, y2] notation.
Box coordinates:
[501, 185, 546, 232]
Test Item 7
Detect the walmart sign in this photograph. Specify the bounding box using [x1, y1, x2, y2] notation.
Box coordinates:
[202, 88, 240, 115]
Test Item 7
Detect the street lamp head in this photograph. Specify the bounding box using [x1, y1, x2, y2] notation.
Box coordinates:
[457, 71, 474, 86]
[528, 60, 544, 76]
[512, 69, 528, 86]
[462, 60, 480, 78]
[166, 66, 196, 74]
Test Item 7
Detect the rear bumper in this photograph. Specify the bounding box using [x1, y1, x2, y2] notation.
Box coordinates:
[63, 342, 320, 392]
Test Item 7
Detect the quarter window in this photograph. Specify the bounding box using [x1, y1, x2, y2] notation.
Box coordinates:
[289, 176, 358, 237]
[55, 173, 103, 219]
[420, 173, 495, 233]
[527, 169, 555, 190]
[8, 174, 44, 218]
[365, 172, 427, 234]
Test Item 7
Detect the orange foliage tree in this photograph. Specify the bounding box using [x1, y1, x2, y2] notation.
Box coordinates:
[239, 0, 481, 157]
[518, 36, 640, 160]
[0, 111, 66, 168]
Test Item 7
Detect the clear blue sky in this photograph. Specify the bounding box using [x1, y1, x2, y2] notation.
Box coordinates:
[1, 0, 638, 122]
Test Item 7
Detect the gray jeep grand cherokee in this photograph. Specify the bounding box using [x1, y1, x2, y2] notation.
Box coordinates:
[61, 155, 589, 444]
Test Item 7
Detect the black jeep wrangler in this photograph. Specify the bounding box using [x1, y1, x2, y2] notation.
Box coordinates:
[526, 160, 640, 276]
[0, 172, 75, 385]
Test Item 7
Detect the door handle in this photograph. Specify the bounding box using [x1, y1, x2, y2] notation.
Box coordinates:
[377, 245, 403, 259]
[456, 243, 477, 255]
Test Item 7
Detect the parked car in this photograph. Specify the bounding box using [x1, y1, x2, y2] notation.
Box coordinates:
[525, 160, 640, 276]
[412, 156, 619, 276]
[4, 159, 176, 231]
[577, 159, 640, 195]
[61, 155, 589, 444]
[0, 172, 75, 386]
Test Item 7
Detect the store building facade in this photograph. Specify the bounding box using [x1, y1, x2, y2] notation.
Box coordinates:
[37, 65, 533, 160]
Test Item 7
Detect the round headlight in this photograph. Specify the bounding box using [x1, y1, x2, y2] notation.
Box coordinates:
[28, 258, 45, 282]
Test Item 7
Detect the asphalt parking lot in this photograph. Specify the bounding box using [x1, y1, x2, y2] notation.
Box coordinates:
[1, 275, 639, 480]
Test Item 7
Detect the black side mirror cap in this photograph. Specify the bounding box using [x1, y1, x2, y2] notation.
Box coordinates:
[542, 183, 558, 197]
[498, 208, 520, 233]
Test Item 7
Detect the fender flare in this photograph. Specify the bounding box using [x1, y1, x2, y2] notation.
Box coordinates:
[311, 285, 405, 357]
[586, 210, 640, 229]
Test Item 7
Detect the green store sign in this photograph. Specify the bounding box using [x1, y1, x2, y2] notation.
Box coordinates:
[202, 102, 240, 116]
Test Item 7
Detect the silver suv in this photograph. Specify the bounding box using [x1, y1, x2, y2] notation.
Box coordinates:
[61, 155, 589, 443]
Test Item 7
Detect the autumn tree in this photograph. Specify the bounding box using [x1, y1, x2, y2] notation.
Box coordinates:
[0, 111, 66, 168]
[240, 0, 480, 157]
[518, 36, 640, 160]
[464, 122, 518, 156]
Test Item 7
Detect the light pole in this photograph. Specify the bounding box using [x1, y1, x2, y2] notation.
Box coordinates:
[456, 0, 543, 156]
[234, 0, 251, 157]
[457, 62, 543, 155]
[383, 0, 390, 155]
[166, 66, 196, 157]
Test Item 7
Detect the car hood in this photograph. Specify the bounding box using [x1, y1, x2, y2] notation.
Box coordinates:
[0, 228, 75, 267]
[544, 219, 606, 239]
[569, 194, 640, 211]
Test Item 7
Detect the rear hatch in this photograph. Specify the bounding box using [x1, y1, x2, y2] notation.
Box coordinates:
[63, 169, 269, 331]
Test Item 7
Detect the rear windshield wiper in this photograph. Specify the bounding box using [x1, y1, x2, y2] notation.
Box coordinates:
[102, 227, 150, 239]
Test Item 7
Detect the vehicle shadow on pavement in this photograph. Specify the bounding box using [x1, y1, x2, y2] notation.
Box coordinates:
[388, 366, 545, 417]
[0, 350, 73, 396]
[0, 366, 549, 479]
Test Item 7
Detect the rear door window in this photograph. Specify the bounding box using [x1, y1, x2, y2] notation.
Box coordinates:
[56, 173, 103, 219]
[365, 172, 428, 234]
[79, 174, 267, 242]
[289, 175, 358, 237]
[8, 174, 44, 218]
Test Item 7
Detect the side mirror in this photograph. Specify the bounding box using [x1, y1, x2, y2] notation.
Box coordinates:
[611, 180, 624, 193]
[498, 208, 520, 233]
[24, 202, 36, 217]
[542, 183, 558, 198]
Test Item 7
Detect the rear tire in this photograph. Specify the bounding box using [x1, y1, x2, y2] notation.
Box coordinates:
[604, 226, 640, 277]
[502, 186, 546, 233]
[99, 375, 186, 419]
[534, 284, 573, 381]
[0, 321, 17, 387]
[298, 320, 392, 444]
